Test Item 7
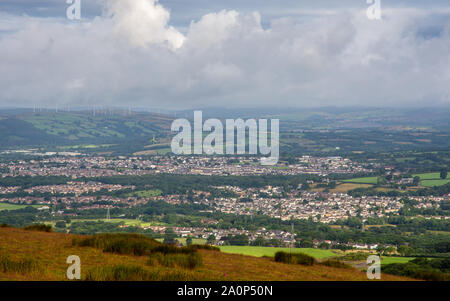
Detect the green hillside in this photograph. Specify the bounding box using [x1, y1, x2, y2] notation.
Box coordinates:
[0, 111, 173, 149]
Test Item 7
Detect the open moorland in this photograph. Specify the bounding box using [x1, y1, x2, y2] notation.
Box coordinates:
[0, 227, 411, 281]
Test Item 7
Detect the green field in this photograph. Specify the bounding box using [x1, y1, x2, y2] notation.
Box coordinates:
[421, 179, 450, 187]
[380, 257, 415, 265]
[413, 172, 443, 180]
[0, 203, 42, 211]
[125, 189, 163, 198]
[413, 172, 449, 187]
[342, 176, 378, 184]
[219, 246, 336, 259]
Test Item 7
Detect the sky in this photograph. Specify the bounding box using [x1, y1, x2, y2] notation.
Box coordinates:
[0, 0, 449, 109]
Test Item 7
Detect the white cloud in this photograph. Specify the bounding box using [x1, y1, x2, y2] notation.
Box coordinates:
[105, 0, 185, 49]
[0, 1, 449, 108]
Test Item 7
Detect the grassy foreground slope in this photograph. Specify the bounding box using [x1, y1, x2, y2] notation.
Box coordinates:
[0, 227, 411, 281]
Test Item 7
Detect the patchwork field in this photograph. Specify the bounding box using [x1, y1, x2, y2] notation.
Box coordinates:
[413, 172, 450, 187]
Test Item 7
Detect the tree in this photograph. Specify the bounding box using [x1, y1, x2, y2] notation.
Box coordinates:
[186, 235, 193, 246]
[55, 221, 66, 228]
[252, 236, 266, 246]
[377, 176, 387, 185]
[376, 245, 386, 256]
[384, 246, 396, 255]
[413, 176, 420, 186]
[206, 234, 216, 245]
[440, 169, 448, 180]
[228, 234, 249, 246]
[398, 245, 413, 257]
[163, 228, 177, 245]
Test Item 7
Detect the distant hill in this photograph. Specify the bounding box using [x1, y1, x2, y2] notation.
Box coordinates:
[0, 110, 173, 149]
[0, 227, 410, 281]
[1, 107, 449, 155]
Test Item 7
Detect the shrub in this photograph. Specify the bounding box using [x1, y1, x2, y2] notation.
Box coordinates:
[23, 224, 53, 232]
[0, 255, 39, 274]
[74, 233, 206, 270]
[340, 252, 369, 261]
[72, 233, 160, 256]
[0, 224, 11, 228]
[320, 259, 353, 269]
[85, 265, 196, 281]
[148, 252, 202, 269]
[382, 262, 450, 281]
[151, 244, 193, 255]
[274, 251, 316, 266]
[186, 244, 220, 252]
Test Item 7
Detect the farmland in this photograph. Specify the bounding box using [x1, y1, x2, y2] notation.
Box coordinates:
[342, 177, 378, 184]
[342, 171, 450, 188]
[0, 203, 42, 211]
[413, 172, 450, 187]
[219, 246, 336, 259]
[380, 257, 415, 265]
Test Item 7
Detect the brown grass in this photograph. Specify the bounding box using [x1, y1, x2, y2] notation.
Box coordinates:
[0, 227, 413, 281]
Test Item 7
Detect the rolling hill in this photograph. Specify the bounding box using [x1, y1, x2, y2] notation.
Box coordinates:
[0, 110, 173, 149]
[0, 227, 411, 281]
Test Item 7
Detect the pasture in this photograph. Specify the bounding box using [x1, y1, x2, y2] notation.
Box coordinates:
[381, 257, 415, 265]
[342, 176, 378, 184]
[413, 172, 445, 180]
[0, 203, 42, 211]
[413, 172, 450, 187]
[219, 246, 336, 259]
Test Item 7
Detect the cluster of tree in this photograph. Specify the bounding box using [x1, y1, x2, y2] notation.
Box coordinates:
[0, 175, 70, 188]
[348, 182, 450, 197]
[0, 206, 41, 227]
[221, 234, 249, 246]
[68, 220, 158, 237]
[383, 258, 450, 281]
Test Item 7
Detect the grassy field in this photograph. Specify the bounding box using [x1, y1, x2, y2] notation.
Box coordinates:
[413, 172, 450, 187]
[342, 176, 378, 184]
[343, 172, 450, 187]
[330, 183, 373, 193]
[421, 179, 450, 187]
[413, 172, 444, 180]
[219, 246, 336, 259]
[0, 203, 42, 211]
[0, 227, 411, 281]
[125, 189, 162, 198]
[381, 257, 415, 265]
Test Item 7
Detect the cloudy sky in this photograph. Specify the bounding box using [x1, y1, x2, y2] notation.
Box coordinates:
[0, 0, 449, 109]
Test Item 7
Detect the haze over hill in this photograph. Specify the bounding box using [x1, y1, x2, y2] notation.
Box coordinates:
[1, 107, 449, 154]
